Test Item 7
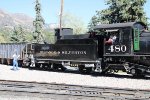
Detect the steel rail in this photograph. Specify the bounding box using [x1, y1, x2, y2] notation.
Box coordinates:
[0, 80, 149, 100]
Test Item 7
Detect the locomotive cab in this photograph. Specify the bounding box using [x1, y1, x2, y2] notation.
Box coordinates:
[104, 28, 131, 56]
[94, 22, 150, 75]
[94, 22, 147, 56]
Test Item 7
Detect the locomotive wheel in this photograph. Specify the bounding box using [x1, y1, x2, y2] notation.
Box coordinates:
[78, 65, 85, 73]
[47, 64, 52, 70]
[35, 63, 41, 70]
[103, 68, 115, 74]
[101, 69, 109, 74]
[52, 64, 59, 71]
[130, 68, 145, 77]
[42, 64, 51, 70]
[130, 68, 136, 75]
[60, 65, 67, 71]
[23, 62, 30, 67]
[114, 69, 119, 73]
[108, 69, 114, 74]
[85, 67, 92, 73]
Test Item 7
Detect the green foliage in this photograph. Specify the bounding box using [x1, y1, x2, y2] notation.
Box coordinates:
[88, 15, 101, 31]
[0, 27, 13, 43]
[24, 32, 34, 42]
[89, 0, 148, 30]
[0, 35, 6, 43]
[62, 13, 87, 34]
[10, 25, 26, 43]
[42, 30, 55, 43]
[33, 0, 45, 43]
[0, 26, 35, 43]
[148, 18, 150, 30]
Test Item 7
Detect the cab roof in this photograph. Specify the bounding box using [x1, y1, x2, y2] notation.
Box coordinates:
[94, 22, 146, 29]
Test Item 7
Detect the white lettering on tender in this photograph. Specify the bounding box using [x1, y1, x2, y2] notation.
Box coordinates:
[61, 51, 87, 55]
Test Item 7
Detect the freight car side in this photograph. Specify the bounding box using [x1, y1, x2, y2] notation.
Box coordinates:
[0, 43, 29, 66]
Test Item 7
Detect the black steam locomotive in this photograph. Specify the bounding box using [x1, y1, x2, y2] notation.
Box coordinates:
[1, 22, 150, 76]
[93, 22, 150, 76]
[24, 21, 149, 76]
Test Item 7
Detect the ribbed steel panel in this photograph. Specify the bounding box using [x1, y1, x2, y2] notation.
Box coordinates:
[0, 43, 27, 60]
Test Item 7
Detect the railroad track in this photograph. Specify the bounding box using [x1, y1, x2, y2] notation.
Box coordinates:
[0, 80, 150, 100]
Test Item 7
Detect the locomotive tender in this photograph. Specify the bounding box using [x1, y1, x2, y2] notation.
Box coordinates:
[0, 22, 150, 76]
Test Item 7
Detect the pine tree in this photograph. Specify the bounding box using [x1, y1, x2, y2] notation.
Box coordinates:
[33, 0, 45, 43]
[18, 25, 26, 42]
[11, 27, 20, 43]
[88, 0, 148, 30]
[10, 25, 26, 43]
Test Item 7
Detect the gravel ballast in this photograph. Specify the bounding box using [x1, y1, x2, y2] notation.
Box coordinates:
[0, 64, 150, 90]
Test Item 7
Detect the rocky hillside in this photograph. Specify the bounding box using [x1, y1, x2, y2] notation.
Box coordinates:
[0, 9, 34, 30]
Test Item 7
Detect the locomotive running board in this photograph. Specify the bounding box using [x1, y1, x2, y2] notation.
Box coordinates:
[35, 58, 99, 63]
